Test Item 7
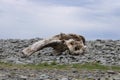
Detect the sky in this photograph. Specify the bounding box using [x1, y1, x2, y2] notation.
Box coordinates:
[0, 0, 120, 40]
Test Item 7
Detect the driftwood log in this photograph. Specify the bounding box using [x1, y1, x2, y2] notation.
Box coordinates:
[22, 33, 86, 56]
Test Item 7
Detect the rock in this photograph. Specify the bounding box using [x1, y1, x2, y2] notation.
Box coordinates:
[61, 77, 69, 80]
[19, 75, 28, 80]
[0, 73, 5, 77]
[113, 75, 120, 80]
[72, 69, 78, 73]
[40, 74, 50, 79]
[107, 70, 116, 74]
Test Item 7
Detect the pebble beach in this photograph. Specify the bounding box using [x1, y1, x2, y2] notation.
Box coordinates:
[0, 38, 120, 80]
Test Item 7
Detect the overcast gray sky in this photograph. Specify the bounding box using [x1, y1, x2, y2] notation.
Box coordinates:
[0, 0, 120, 40]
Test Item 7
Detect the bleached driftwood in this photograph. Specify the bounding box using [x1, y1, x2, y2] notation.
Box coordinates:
[22, 33, 86, 56]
